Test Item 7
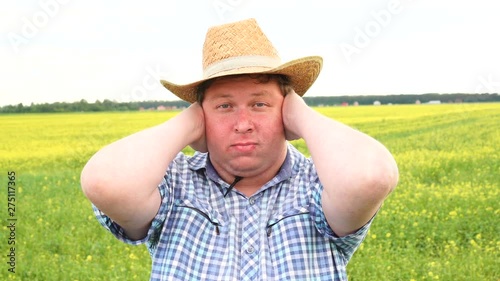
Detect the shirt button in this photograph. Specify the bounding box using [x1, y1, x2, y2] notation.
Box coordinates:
[246, 247, 255, 254]
[249, 198, 255, 205]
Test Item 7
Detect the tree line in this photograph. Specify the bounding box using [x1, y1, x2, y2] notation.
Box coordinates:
[1, 93, 498, 114]
[0, 99, 190, 114]
[303, 93, 498, 106]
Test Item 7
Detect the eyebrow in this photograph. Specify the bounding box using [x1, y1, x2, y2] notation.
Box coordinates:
[250, 91, 268, 97]
[212, 91, 269, 99]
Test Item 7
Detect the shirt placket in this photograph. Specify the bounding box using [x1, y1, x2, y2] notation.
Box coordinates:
[240, 195, 262, 281]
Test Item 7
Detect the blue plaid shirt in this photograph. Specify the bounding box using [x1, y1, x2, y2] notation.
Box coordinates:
[94, 143, 372, 280]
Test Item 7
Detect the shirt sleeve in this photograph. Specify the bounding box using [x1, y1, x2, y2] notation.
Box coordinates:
[308, 169, 374, 263]
[91, 158, 177, 253]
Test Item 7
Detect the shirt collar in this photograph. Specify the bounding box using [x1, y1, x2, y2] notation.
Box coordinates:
[186, 151, 226, 185]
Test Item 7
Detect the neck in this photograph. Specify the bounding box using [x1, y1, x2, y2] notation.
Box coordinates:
[224, 166, 281, 197]
[213, 146, 287, 197]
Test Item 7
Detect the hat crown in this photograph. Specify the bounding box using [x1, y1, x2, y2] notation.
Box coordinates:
[202, 19, 280, 78]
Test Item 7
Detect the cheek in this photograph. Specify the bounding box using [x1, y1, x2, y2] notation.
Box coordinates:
[266, 112, 284, 129]
[259, 115, 285, 137]
[272, 120, 286, 136]
[205, 116, 229, 139]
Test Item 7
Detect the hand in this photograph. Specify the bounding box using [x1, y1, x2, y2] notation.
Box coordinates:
[185, 102, 208, 152]
[282, 90, 310, 141]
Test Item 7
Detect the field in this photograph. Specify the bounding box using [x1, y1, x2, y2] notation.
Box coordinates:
[0, 103, 499, 280]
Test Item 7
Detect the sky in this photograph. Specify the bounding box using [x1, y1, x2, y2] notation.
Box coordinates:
[1, 0, 499, 106]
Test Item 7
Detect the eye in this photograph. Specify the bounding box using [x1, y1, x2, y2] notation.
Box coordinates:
[216, 103, 232, 109]
[254, 102, 266, 108]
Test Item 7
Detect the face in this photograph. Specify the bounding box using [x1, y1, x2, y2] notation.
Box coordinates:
[202, 76, 287, 181]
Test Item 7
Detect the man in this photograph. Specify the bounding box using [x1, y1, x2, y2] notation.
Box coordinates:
[81, 18, 399, 280]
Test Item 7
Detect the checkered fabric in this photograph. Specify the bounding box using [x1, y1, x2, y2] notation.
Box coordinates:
[93, 143, 372, 280]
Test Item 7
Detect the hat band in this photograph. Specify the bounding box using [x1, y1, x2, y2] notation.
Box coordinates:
[203, 55, 281, 78]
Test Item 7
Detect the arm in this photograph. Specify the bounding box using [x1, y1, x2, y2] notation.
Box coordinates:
[80, 103, 206, 240]
[282, 92, 398, 237]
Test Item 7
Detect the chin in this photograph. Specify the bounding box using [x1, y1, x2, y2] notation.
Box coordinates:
[226, 160, 260, 174]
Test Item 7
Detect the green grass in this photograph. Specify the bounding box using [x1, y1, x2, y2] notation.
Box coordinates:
[0, 104, 498, 280]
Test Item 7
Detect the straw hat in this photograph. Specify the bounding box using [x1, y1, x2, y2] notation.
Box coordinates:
[161, 18, 323, 103]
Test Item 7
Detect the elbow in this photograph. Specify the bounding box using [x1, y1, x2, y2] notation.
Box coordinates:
[352, 145, 399, 200]
[370, 152, 399, 197]
[80, 161, 111, 205]
[80, 163, 99, 203]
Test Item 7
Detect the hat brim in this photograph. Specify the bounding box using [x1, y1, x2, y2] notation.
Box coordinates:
[160, 56, 323, 103]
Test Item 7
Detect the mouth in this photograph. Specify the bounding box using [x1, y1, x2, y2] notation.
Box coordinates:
[230, 142, 257, 152]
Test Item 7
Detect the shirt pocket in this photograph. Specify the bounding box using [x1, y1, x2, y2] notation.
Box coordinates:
[155, 201, 231, 278]
[266, 207, 310, 237]
[174, 200, 223, 236]
[265, 207, 335, 278]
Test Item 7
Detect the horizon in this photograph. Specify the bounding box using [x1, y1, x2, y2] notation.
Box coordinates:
[2, 92, 497, 109]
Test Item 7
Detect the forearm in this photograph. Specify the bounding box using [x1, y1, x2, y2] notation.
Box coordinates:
[300, 109, 397, 193]
[81, 105, 204, 232]
[283, 93, 398, 235]
[82, 115, 192, 197]
[303, 109, 398, 234]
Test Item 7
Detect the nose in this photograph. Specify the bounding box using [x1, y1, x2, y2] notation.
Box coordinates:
[234, 109, 254, 133]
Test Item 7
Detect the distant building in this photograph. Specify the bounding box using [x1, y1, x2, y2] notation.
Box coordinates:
[427, 100, 441, 104]
[373, 101, 381, 106]
[341, 102, 349, 106]
[353, 101, 359, 106]
[415, 100, 421, 104]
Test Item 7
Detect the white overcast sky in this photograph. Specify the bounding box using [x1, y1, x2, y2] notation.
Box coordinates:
[1, 0, 499, 106]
